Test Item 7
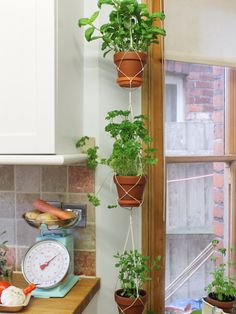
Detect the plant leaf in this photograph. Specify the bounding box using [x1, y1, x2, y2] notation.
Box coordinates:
[78, 18, 90, 27]
[90, 11, 99, 22]
[98, 0, 113, 9]
[75, 136, 90, 148]
[85, 27, 95, 41]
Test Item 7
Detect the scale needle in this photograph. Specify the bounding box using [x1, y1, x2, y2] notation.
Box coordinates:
[40, 254, 59, 270]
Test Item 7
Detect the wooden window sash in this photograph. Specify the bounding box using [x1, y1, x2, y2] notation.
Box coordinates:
[166, 155, 236, 164]
[226, 69, 236, 274]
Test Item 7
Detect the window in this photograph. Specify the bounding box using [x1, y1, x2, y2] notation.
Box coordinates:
[142, 2, 236, 313]
[164, 61, 232, 313]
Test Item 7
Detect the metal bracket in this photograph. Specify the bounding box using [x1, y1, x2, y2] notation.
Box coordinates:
[62, 202, 87, 228]
[47, 201, 87, 228]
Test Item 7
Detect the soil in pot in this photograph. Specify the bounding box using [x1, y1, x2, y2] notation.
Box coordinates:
[205, 294, 236, 313]
[115, 289, 147, 314]
[113, 176, 146, 207]
[113, 52, 147, 88]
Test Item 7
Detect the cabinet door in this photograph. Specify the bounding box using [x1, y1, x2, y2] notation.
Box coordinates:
[0, 0, 55, 154]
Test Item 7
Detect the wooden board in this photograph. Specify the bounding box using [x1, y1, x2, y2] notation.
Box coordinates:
[7, 272, 100, 314]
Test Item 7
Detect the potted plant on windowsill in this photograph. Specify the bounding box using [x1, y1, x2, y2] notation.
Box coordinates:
[78, 0, 166, 88]
[204, 240, 236, 313]
[114, 250, 161, 314]
[76, 110, 157, 208]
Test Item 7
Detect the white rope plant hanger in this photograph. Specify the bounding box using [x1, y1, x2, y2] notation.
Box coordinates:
[114, 53, 146, 208]
[116, 51, 146, 85]
[115, 15, 146, 89]
[115, 210, 146, 313]
[113, 87, 145, 208]
[114, 46, 147, 313]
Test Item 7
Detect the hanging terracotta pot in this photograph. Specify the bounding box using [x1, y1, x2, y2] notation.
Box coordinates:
[114, 289, 147, 314]
[113, 175, 146, 207]
[113, 51, 147, 88]
[205, 295, 236, 313]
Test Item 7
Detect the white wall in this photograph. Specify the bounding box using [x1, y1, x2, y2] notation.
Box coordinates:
[81, 2, 142, 313]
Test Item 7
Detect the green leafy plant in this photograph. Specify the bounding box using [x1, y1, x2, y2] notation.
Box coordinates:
[114, 249, 161, 298]
[76, 110, 157, 206]
[0, 231, 9, 277]
[205, 240, 236, 301]
[78, 0, 166, 57]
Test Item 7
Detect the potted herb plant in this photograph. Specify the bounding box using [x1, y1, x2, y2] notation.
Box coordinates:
[114, 250, 160, 314]
[204, 240, 236, 313]
[76, 110, 157, 208]
[0, 231, 12, 280]
[78, 0, 166, 88]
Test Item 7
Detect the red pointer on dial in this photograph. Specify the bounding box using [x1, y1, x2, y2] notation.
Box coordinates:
[40, 254, 59, 270]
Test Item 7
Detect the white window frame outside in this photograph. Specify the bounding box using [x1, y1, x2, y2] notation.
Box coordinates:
[165, 74, 185, 123]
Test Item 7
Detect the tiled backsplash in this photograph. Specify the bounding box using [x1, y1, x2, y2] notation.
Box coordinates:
[0, 165, 96, 276]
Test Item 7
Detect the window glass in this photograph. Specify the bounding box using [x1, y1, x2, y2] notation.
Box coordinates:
[165, 61, 225, 156]
[165, 162, 226, 312]
[164, 61, 230, 313]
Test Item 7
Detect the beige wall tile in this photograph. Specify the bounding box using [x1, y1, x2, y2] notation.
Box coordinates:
[16, 219, 38, 247]
[73, 223, 95, 250]
[16, 193, 40, 218]
[41, 166, 67, 192]
[0, 219, 15, 245]
[0, 192, 15, 218]
[0, 166, 14, 191]
[15, 166, 40, 192]
[41, 193, 67, 203]
[16, 246, 28, 271]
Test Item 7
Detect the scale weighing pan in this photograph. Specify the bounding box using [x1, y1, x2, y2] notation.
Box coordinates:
[22, 208, 82, 230]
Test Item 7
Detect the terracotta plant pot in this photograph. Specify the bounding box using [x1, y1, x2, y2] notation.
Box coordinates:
[113, 51, 147, 88]
[113, 176, 146, 207]
[205, 295, 236, 313]
[115, 289, 147, 314]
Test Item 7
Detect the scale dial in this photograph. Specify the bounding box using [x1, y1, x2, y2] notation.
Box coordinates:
[22, 239, 70, 289]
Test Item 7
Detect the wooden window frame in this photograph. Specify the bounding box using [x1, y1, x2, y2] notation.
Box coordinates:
[226, 69, 236, 277]
[142, 0, 236, 308]
[142, 0, 165, 312]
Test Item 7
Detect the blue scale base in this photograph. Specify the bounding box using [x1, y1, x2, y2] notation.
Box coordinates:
[32, 275, 80, 298]
[31, 230, 78, 298]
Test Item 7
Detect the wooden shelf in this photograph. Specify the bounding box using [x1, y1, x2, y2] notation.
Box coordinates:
[11, 272, 100, 314]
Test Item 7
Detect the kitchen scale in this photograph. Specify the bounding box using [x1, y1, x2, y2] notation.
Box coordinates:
[21, 202, 86, 298]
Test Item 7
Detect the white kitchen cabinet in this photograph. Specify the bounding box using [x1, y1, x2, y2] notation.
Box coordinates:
[0, 0, 83, 154]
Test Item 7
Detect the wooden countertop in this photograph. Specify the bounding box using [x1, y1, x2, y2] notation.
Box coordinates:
[8, 272, 100, 314]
